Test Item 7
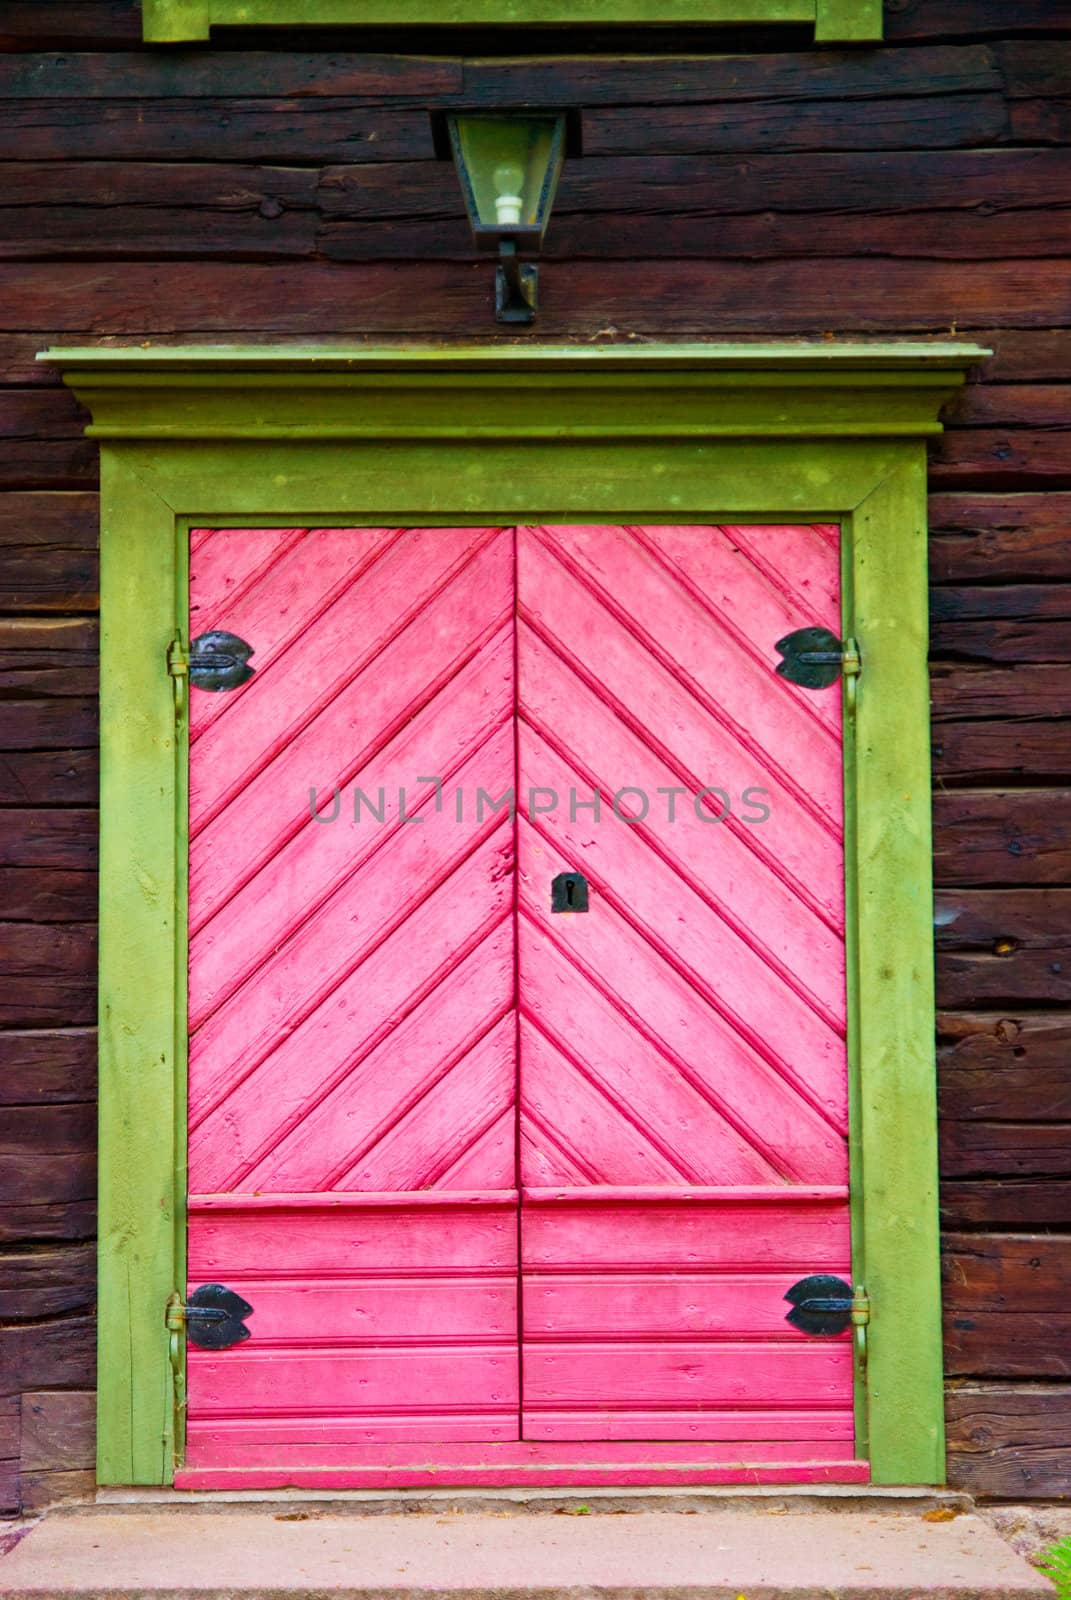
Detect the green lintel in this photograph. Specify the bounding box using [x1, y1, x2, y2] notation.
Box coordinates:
[141, 0, 881, 42]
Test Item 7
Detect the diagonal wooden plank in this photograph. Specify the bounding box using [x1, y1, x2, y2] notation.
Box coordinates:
[190, 534, 513, 929]
[191, 524, 507, 841]
[518, 915, 782, 1187]
[337, 1013, 517, 1192]
[189, 635, 514, 1031]
[519, 620, 846, 985]
[526, 526, 843, 828]
[519, 723, 846, 1125]
[518, 830, 848, 1185]
[190, 525, 401, 744]
[188, 831, 515, 1192]
[189, 525, 306, 646]
[436, 1109, 518, 1191]
[717, 523, 842, 631]
[189, 717, 516, 1128]
[628, 522, 842, 730]
[244, 926, 515, 1193]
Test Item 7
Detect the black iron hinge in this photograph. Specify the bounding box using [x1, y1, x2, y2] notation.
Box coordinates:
[166, 1284, 253, 1350]
[775, 627, 861, 691]
[784, 1275, 870, 1337]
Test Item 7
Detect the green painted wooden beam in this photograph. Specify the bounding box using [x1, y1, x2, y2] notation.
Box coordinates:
[141, 0, 881, 41]
[43, 338, 982, 1489]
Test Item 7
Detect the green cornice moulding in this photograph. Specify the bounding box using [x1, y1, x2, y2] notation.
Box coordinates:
[43, 342, 985, 442]
[140, 0, 882, 41]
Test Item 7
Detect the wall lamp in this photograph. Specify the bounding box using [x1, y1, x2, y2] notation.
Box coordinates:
[432, 110, 582, 325]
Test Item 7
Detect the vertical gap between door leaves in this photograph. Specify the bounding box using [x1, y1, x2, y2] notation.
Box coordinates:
[511, 523, 525, 1440]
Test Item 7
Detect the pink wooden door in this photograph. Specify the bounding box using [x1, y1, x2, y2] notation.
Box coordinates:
[181, 523, 855, 1486]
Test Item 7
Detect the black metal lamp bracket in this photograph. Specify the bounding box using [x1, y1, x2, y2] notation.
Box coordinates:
[496, 240, 538, 325]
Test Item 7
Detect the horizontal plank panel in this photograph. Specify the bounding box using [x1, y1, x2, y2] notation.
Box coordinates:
[520, 1412, 854, 1442]
[0, 1244, 94, 1319]
[522, 1198, 849, 1269]
[0, 933, 96, 1025]
[4, 260, 1068, 335]
[0, 1199, 95, 1246]
[187, 1346, 519, 1416]
[1000, 42, 1071, 101]
[931, 584, 1071, 663]
[951, 385, 1071, 428]
[889, 3, 1061, 38]
[524, 1272, 836, 1338]
[931, 722, 1071, 782]
[929, 493, 1071, 583]
[0, 3, 141, 46]
[0, 1027, 96, 1106]
[0, 1103, 95, 1206]
[189, 1200, 519, 1276]
[186, 1277, 517, 1345]
[946, 1384, 1071, 1498]
[934, 888, 1071, 1007]
[0, 1314, 95, 1397]
[938, 1014, 1071, 1122]
[0, 751, 98, 806]
[183, 1429, 856, 1458]
[942, 1180, 1071, 1231]
[932, 790, 1071, 886]
[523, 1342, 852, 1406]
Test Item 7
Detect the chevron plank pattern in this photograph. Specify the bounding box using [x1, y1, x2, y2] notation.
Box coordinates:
[184, 523, 855, 1477]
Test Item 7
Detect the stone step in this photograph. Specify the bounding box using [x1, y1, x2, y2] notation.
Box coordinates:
[0, 1502, 1055, 1599]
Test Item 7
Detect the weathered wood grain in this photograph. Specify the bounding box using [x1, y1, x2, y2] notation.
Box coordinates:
[943, 1234, 1071, 1377]
[933, 791, 1071, 886]
[0, 391, 96, 489]
[930, 585, 1071, 662]
[929, 493, 1071, 583]
[946, 1384, 1071, 1497]
[931, 664, 1071, 722]
[0, 869, 98, 921]
[0, 1104, 95, 1208]
[0, 923, 96, 1026]
[0, 1316, 95, 1398]
[18, 1390, 95, 1472]
[0, 618, 98, 695]
[938, 1013, 1071, 1121]
[929, 428, 1071, 490]
[0, 751, 99, 806]
[0, 50, 462, 100]
[934, 889, 1071, 1006]
[942, 1122, 1071, 1182]
[942, 1180, 1071, 1231]
[0, 1027, 96, 1106]
[0, 1245, 95, 1320]
[932, 721, 1071, 782]
[0, 809, 96, 869]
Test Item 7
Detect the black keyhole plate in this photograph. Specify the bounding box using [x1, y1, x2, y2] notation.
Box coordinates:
[551, 872, 589, 913]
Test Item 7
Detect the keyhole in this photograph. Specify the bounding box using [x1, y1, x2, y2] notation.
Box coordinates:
[565, 879, 575, 907]
[551, 871, 589, 913]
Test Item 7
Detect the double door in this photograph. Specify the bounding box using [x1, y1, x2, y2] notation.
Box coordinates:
[180, 522, 857, 1485]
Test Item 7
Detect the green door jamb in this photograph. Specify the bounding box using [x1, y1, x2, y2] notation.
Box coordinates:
[45, 340, 985, 1488]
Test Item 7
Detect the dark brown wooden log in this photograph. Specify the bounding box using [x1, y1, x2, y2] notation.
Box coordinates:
[933, 791, 1071, 887]
[1011, 98, 1071, 146]
[938, 1013, 1071, 1122]
[0, 618, 98, 696]
[934, 888, 1071, 1006]
[0, 1199, 95, 1246]
[932, 721, 1071, 782]
[943, 1234, 1071, 1377]
[946, 1384, 1071, 1498]
[0, 98, 437, 164]
[0, 1104, 94, 1209]
[931, 664, 1071, 723]
[0, 491, 98, 612]
[1, 259, 1067, 335]
[0, 695, 98, 753]
[0, 50, 462, 100]
[0, 163, 319, 260]
[19, 1468, 97, 1512]
[930, 584, 1071, 663]
[0, 2, 141, 48]
[18, 1391, 94, 1473]
[963, 332, 1071, 384]
[951, 385, 1071, 428]
[890, 2, 1064, 39]
[0, 923, 96, 1026]
[0, 1315, 95, 1397]
[928, 493, 1071, 583]
[943, 1180, 1071, 1231]
[942, 1122, 1071, 1182]
[0, 1027, 96, 1106]
[928, 428, 1071, 491]
[1000, 42, 1071, 101]
[0, 809, 96, 869]
[0, 869, 98, 922]
[0, 391, 95, 490]
[0, 1245, 94, 1320]
[0, 750, 99, 806]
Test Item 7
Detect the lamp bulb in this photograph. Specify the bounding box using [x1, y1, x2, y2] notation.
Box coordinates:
[493, 161, 525, 227]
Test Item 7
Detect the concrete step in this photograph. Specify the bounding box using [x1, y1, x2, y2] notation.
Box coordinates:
[0, 1501, 1055, 1599]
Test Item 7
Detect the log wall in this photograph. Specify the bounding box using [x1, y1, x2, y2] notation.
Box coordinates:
[1, 0, 1069, 1511]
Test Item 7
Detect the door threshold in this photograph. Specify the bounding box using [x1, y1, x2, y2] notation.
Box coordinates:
[174, 1449, 869, 1491]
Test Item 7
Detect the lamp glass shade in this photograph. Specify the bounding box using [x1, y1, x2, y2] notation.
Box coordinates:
[448, 113, 566, 249]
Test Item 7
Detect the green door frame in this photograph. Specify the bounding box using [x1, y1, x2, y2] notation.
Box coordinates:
[45, 340, 984, 1490]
